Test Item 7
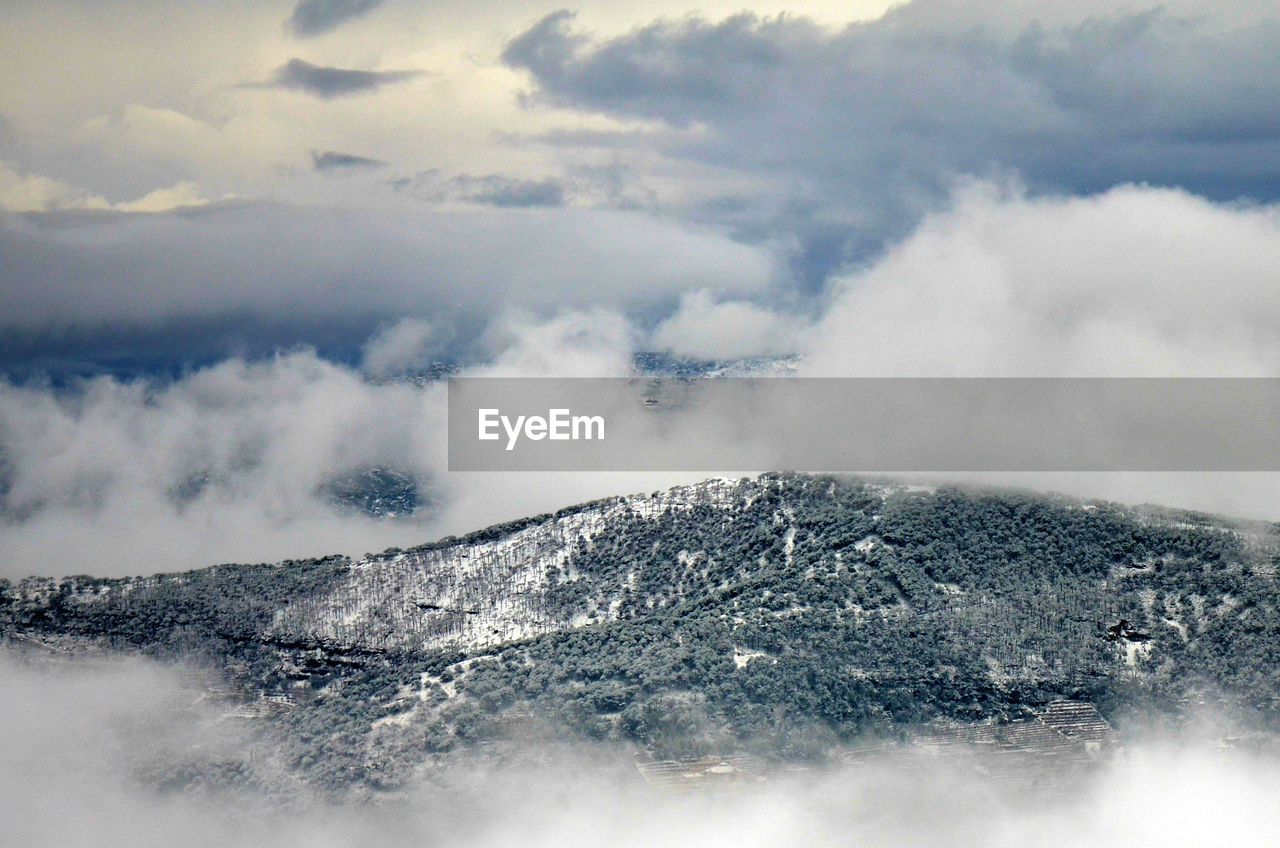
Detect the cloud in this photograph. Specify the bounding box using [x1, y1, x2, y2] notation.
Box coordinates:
[503, 5, 1280, 280]
[501, 10, 586, 89]
[0, 352, 443, 576]
[0, 162, 212, 214]
[0, 311, 709, 577]
[11, 180, 1280, 577]
[311, 150, 388, 172]
[266, 58, 423, 98]
[730, 179, 1280, 521]
[800, 181, 1280, 378]
[0, 163, 112, 212]
[645, 177, 1280, 372]
[5, 0, 1280, 569]
[113, 181, 211, 213]
[287, 0, 387, 37]
[360, 318, 437, 377]
[9, 0, 1280, 307]
[468, 309, 636, 377]
[651, 289, 804, 360]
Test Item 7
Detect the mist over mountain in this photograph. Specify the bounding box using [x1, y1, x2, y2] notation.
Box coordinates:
[5, 473, 1279, 804]
[5, 645, 1276, 848]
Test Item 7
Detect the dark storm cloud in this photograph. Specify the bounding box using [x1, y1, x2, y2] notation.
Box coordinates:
[502, 10, 797, 126]
[392, 171, 566, 208]
[503, 5, 1280, 281]
[267, 58, 421, 98]
[311, 150, 388, 171]
[287, 0, 386, 37]
[463, 175, 564, 208]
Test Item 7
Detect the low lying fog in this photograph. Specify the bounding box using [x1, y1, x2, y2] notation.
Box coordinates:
[2, 654, 1277, 848]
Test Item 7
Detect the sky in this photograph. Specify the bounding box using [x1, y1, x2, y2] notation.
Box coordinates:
[4, 0, 1280, 576]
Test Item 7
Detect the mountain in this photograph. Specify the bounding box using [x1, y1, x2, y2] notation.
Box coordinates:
[3, 473, 1279, 794]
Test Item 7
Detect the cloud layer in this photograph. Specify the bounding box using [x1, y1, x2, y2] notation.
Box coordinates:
[8, 182, 1280, 579]
[0, 202, 777, 355]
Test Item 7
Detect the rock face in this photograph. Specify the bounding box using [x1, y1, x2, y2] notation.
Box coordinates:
[1105, 619, 1150, 642]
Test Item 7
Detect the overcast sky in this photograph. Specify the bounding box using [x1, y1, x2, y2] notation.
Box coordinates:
[4, 0, 1280, 575]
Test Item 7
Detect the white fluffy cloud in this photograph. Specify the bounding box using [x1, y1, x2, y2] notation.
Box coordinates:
[648, 181, 1280, 375]
[802, 182, 1280, 377]
[470, 309, 637, 378]
[0, 309, 709, 577]
[0, 352, 444, 576]
[360, 318, 438, 378]
[790, 181, 1280, 519]
[651, 289, 805, 360]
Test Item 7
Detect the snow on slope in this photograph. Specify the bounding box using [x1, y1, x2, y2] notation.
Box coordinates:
[268, 478, 750, 652]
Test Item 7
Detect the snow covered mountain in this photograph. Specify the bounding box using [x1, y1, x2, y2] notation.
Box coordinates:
[4, 473, 1280, 794]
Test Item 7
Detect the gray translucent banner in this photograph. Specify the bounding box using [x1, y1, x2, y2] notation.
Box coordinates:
[447, 378, 1280, 472]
